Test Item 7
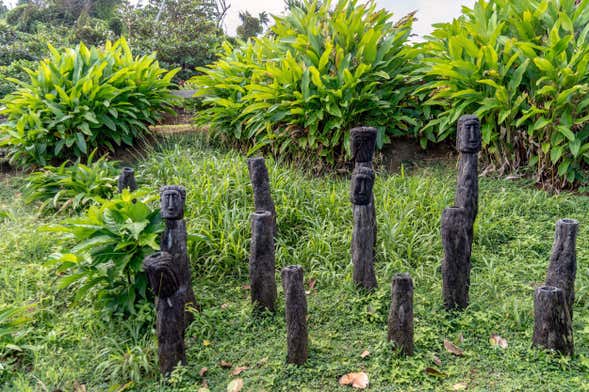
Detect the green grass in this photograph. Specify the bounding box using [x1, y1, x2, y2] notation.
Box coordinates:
[0, 134, 588, 391]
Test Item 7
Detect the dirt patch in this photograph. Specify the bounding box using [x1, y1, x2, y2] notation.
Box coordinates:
[376, 136, 455, 172]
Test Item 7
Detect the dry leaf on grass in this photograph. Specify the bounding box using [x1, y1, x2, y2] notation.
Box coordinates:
[219, 360, 232, 368]
[199, 367, 208, 377]
[453, 382, 468, 390]
[73, 381, 87, 392]
[227, 378, 243, 392]
[241, 284, 251, 290]
[231, 366, 249, 376]
[198, 388, 211, 392]
[489, 334, 508, 349]
[339, 371, 369, 389]
[424, 367, 447, 378]
[221, 303, 229, 309]
[305, 279, 317, 295]
[444, 339, 464, 356]
[432, 355, 442, 366]
[360, 350, 370, 359]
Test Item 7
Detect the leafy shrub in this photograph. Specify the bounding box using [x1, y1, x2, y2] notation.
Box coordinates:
[192, 0, 416, 163]
[46, 190, 163, 315]
[0, 37, 179, 167]
[24, 151, 120, 213]
[0, 304, 35, 352]
[418, 0, 589, 188]
[0, 60, 36, 99]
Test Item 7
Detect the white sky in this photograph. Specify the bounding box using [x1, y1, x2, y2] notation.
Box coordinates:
[1, 0, 476, 38]
[224, 0, 476, 38]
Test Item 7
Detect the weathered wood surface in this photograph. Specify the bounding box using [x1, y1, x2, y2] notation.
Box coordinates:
[387, 273, 414, 356]
[247, 157, 277, 237]
[282, 265, 308, 365]
[532, 285, 574, 356]
[118, 167, 137, 192]
[441, 207, 471, 310]
[249, 210, 277, 313]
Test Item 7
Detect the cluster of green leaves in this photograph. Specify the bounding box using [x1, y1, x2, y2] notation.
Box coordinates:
[418, 0, 589, 188]
[192, 0, 416, 162]
[0, 37, 179, 167]
[46, 190, 163, 316]
[24, 151, 120, 213]
[0, 304, 35, 353]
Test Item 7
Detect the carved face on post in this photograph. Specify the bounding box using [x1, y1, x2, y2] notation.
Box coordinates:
[160, 185, 186, 220]
[350, 127, 378, 163]
[457, 115, 481, 153]
[350, 166, 375, 205]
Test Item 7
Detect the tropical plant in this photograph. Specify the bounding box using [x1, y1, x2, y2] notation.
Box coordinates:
[0, 304, 35, 352]
[418, 0, 589, 188]
[192, 0, 417, 163]
[24, 151, 120, 213]
[0, 37, 179, 167]
[46, 190, 163, 315]
[236, 10, 269, 40]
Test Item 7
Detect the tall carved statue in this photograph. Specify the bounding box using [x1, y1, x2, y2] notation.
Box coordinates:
[160, 185, 197, 325]
[350, 127, 378, 289]
[454, 115, 481, 246]
[143, 252, 187, 375]
[118, 167, 138, 192]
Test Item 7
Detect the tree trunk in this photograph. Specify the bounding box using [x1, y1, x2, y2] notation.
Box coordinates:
[249, 210, 277, 313]
[532, 286, 574, 356]
[281, 265, 308, 365]
[441, 207, 471, 310]
[545, 218, 578, 319]
[247, 157, 276, 237]
[387, 273, 414, 356]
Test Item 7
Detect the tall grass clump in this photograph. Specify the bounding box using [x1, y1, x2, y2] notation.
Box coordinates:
[418, 0, 589, 189]
[0, 37, 179, 167]
[191, 0, 417, 163]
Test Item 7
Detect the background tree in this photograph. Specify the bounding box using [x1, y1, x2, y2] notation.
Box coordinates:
[236, 10, 269, 40]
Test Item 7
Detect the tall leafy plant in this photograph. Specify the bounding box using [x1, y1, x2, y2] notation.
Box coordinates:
[0, 37, 179, 167]
[419, 0, 589, 188]
[192, 0, 416, 163]
[46, 190, 163, 315]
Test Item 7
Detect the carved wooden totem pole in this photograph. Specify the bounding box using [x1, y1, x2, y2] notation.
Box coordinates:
[545, 218, 578, 319]
[532, 285, 574, 355]
[160, 185, 197, 323]
[387, 273, 414, 355]
[118, 167, 138, 192]
[247, 157, 277, 237]
[143, 251, 186, 375]
[249, 210, 277, 313]
[350, 127, 378, 290]
[454, 114, 481, 246]
[441, 207, 471, 310]
[282, 265, 308, 365]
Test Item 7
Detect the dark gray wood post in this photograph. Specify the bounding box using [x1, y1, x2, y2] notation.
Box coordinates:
[247, 157, 276, 237]
[249, 210, 277, 313]
[454, 115, 481, 247]
[441, 207, 471, 310]
[143, 251, 186, 375]
[118, 167, 138, 192]
[532, 285, 574, 356]
[387, 273, 414, 356]
[281, 265, 308, 365]
[160, 185, 197, 325]
[351, 165, 377, 289]
[546, 218, 578, 319]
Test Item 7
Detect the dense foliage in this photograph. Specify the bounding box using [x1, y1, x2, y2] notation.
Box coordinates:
[46, 190, 162, 316]
[0, 38, 179, 167]
[24, 152, 119, 213]
[419, 0, 589, 188]
[192, 0, 416, 162]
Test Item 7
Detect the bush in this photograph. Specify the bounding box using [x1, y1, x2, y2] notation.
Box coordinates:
[0, 60, 37, 99]
[46, 190, 163, 316]
[24, 151, 120, 213]
[418, 0, 589, 188]
[0, 37, 179, 167]
[192, 0, 417, 163]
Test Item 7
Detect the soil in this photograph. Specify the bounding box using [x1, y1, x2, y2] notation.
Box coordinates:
[376, 136, 455, 173]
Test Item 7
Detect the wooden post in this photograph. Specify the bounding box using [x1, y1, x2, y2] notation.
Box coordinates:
[532, 286, 574, 356]
[282, 265, 308, 365]
[351, 165, 377, 289]
[441, 207, 471, 310]
[247, 157, 276, 237]
[143, 252, 186, 375]
[546, 218, 578, 319]
[160, 185, 197, 325]
[387, 273, 414, 355]
[118, 167, 137, 192]
[454, 115, 481, 247]
[249, 210, 277, 313]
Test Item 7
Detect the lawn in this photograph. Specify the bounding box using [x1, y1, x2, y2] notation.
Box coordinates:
[1, 134, 588, 391]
